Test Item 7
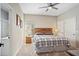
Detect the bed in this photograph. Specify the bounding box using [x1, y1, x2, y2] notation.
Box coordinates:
[32, 28, 70, 53]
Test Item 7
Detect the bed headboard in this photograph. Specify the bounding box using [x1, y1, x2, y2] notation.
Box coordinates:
[33, 28, 53, 35]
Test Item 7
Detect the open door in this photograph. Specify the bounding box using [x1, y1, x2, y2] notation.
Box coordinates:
[0, 4, 12, 56]
[0, 4, 1, 56]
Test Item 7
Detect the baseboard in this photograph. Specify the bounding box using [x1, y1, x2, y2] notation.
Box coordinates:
[13, 44, 23, 56]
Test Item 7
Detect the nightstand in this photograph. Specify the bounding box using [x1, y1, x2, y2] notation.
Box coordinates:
[26, 37, 32, 44]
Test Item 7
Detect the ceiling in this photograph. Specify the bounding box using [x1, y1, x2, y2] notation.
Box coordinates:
[19, 3, 79, 16]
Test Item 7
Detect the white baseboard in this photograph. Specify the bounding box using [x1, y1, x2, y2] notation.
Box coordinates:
[13, 44, 23, 56]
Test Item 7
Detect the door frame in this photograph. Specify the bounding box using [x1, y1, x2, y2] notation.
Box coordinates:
[0, 3, 1, 56]
[0, 3, 13, 56]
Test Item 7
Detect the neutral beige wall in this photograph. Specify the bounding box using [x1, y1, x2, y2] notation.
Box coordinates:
[24, 14, 57, 28]
[8, 3, 24, 55]
[57, 4, 79, 48]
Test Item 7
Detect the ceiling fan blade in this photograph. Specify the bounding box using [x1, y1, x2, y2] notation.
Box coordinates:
[45, 9, 48, 12]
[47, 3, 52, 6]
[52, 3, 60, 6]
[39, 6, 49, 8]
[51, 6, 58, 10]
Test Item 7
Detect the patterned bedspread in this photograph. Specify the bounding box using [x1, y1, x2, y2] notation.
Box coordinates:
[35, 40, 70, 48]
[32, 35, 70, 48]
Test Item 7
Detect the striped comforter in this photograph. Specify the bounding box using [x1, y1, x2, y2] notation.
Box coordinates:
[32, 35, 70, 48]
[35, 40, 70, 48]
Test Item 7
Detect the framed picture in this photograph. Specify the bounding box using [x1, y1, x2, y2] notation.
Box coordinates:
[16, 14, 19, 25]
[20, 19, 22, 28]
[16, 14, 22, 28]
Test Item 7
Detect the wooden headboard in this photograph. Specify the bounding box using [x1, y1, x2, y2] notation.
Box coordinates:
[33, 28, 53, 35]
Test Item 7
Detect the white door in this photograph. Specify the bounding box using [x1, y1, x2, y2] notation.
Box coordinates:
[0, 6, 11, 56]
[0, 20, 1, 56]
[0, 4, 1, 56]
[57, 19, 65, 36]
[64, 17, 76, 48]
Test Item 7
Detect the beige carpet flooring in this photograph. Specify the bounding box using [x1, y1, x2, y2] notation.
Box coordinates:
[16, 44, 71, 56]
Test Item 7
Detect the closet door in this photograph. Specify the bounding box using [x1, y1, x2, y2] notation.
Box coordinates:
[64, 17, 76, 48]
[57, 19, 65, 36]
[76, 16, 79, 48]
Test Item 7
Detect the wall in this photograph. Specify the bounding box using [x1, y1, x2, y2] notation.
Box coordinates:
[57, 4, 79, 48]
[24, 15, 57, 39]
[8, 3, 24, 55]
[24, 14, 57, 28]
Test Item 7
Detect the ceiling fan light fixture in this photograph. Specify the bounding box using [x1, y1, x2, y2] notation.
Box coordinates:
[48, 7, 52, 9]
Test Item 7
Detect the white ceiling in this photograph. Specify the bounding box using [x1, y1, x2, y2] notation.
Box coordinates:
[19, 3, 79, 16]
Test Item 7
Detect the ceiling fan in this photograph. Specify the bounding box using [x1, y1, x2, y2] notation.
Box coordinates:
[39, 3, 60, 12]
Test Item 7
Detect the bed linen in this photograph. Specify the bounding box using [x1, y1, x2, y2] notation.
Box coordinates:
[32, 35, 70, 53]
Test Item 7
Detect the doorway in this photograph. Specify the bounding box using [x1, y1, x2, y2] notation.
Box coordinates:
[0, 4, 12, 56]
